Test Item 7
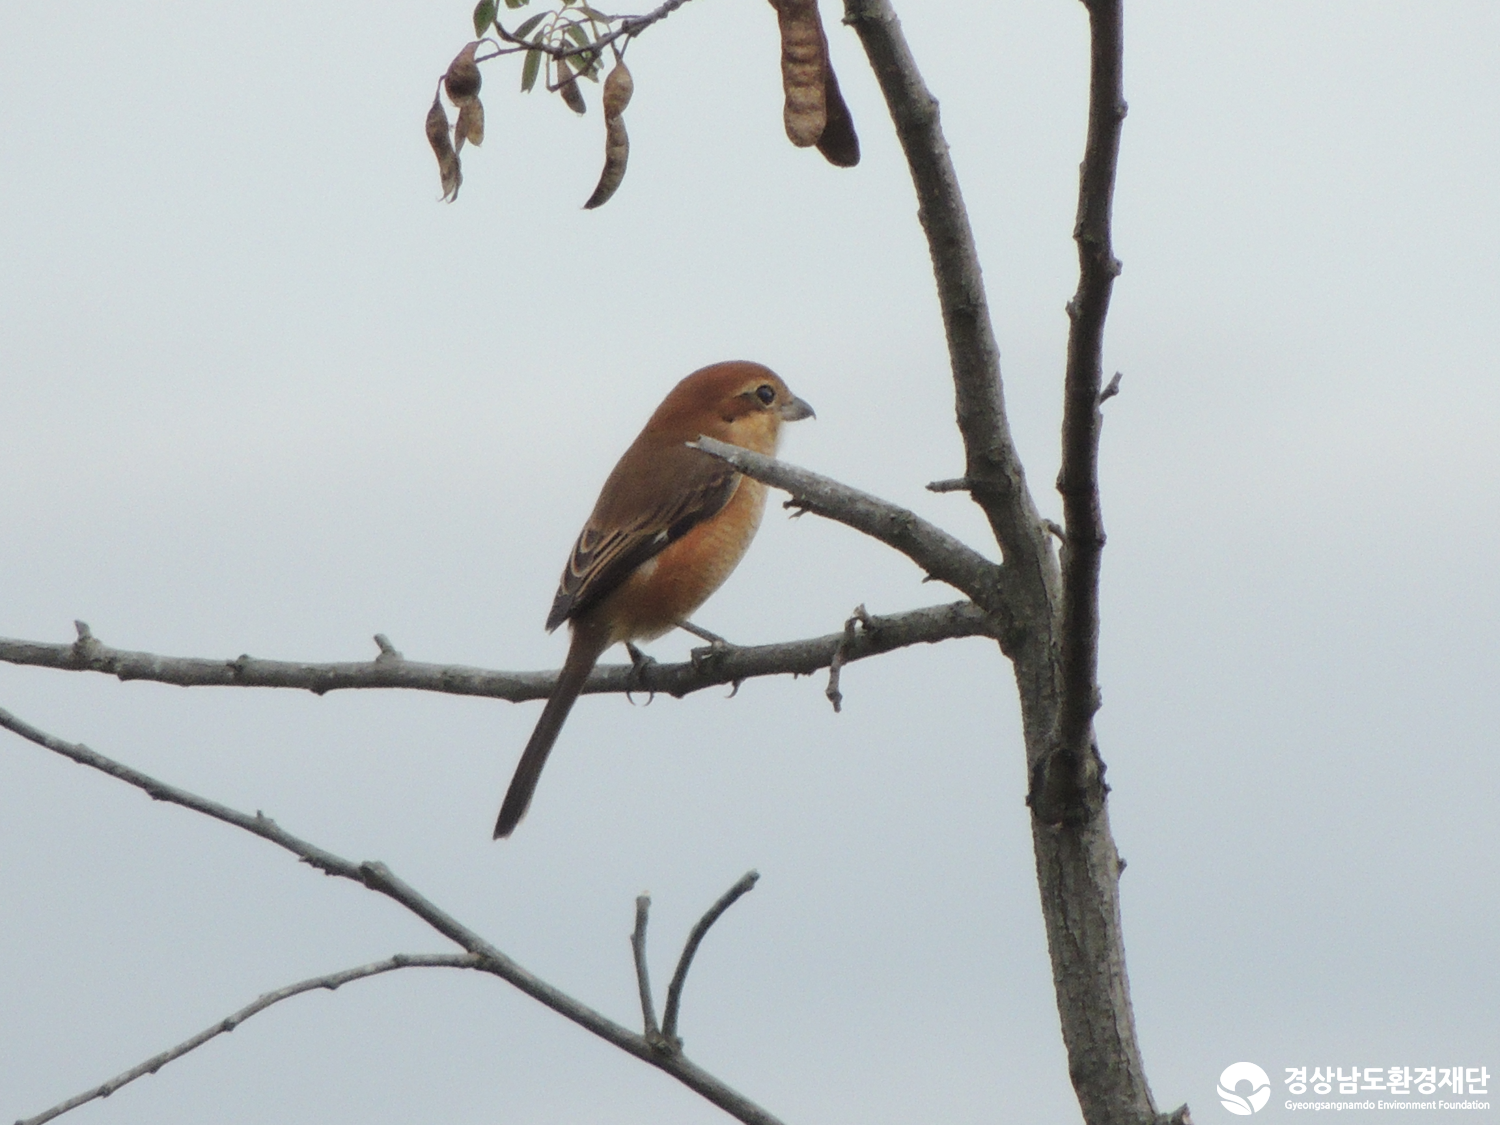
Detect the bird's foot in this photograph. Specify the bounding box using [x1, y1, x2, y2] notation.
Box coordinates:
[682, 621, 740, 672]
[625, 642, 657, 705]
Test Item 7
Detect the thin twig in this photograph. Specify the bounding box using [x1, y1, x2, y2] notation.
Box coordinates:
[631, 894, 660, 1039]
[0, 707, 788, 1125]
[16, 954, 479, 1125]
[689, 439, 1008, 617]
[825, 605, 873, 713]
[0, 603, 996, 703]
[483, 0, 696, 64]
[661, 871, 760, 1048]
[925, 477, 971, 493]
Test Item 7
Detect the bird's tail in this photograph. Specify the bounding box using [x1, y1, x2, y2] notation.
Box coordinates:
[494, 623, 610, 839]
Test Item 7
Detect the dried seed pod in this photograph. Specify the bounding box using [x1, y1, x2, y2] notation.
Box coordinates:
[602, 59, 633, 119]
[456, 99, 485, 150]
[425, 93, 462, 201]
[815, 56, 858, 167]
[444, 42, 482, 104]
[583, 114, 628, 209]
[444, 42, 485, 153]
[556, 57, 587, 115]
[771, 0, 826, 147]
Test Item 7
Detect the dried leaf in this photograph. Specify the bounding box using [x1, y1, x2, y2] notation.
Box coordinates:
[444, 42, 482, 104]
[771, 0, 825, 147]
[472, 0, 497, 36]
[521, 47, 541, 92]
[425, 93, 462, 201]
[583, 114, 628, 209]
[815, 56, 858, 166]
[601, 58, 633, 118]
[557, 57, 586, 114]
[456, 99, 486, 150]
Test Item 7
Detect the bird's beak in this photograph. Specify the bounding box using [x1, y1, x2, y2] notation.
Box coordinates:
[780, 395, 815, 422]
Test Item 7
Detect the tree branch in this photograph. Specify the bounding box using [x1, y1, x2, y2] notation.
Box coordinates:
[660, 871, 759, 1048]
[16, 954, 481, 1125]
[0, 706, 787, 1125]
[482, 0, 696, 64]
[0, 603, 996, 704]
[836, 3, 1171, 1123]
[841, 0, 1057, 621]
[689, 438, 1009, 619]
[1052, 0, 1127, 817]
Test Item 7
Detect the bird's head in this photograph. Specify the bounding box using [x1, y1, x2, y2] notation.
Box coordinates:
[650, 360, 814, 455]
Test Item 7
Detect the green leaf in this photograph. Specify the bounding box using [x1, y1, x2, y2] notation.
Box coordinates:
[521, 48, 541, 92]
[503, 0, 529, 8]
[472, 0, 496, 36]
[564, 23, 589, 48]
[514, 12, 545, 38]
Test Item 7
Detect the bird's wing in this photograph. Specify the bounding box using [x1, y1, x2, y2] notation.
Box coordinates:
[545, 443, 739, 631]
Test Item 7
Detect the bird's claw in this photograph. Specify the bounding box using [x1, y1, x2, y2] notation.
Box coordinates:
[625, 642, 658, 705]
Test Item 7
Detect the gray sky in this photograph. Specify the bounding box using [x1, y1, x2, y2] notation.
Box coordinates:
[2, 2, 1496, 1123]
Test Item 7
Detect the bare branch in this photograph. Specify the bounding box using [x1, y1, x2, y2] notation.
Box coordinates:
[0, 706, 787, 1125]
[631, 894, 661, 1040]
[841, 0, 1055, 609]
[925, 476, 971, 493]
[689, 438, 1008, 618]
[660, 871, 760, 1049]
[0, 602, 996, 702]
[17, 954, 480, 1125]
[1046, 0, 1126, 825]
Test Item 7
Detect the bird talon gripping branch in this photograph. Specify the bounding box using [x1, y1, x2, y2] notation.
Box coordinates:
[493, 361, 815, 839]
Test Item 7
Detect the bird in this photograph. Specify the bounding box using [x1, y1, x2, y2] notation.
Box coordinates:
[493, 360, 815, 838]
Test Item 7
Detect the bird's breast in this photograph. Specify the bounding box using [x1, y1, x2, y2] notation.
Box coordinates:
[601, 476, 769, 644]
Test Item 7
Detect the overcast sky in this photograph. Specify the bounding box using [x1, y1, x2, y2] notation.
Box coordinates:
[2, 2, 1497, 1123]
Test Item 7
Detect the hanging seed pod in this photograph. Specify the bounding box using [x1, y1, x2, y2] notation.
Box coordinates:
[602, 58, 634, 118]
[583, 115, 629, 209]
[425, 92, 462, 201]
[816, 55, 859, 167]
[583, 61, 633, 209]
[444, 42, 482, 103]
[770, 0, 826, 147]
[556, 57, 587, 115]
[444, 42, 485, 152]
[455, 99, 485, 150]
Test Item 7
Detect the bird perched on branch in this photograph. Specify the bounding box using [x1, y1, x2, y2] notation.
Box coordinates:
[494, 361, 815, 838]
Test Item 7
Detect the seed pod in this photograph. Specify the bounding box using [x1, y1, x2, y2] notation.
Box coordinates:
[456, 99, 485, 150]
[425, 93, 462, 201]
[602, 58, 633, 119]
[815, 56, 858, 167]
[556, 57, 587, 115]
[771, 0, 826, 147]
[444, 42, 482, 104]
[581, 60, 634, 209]
[444, 42, 485, 152]
[583, 115, 628, 209]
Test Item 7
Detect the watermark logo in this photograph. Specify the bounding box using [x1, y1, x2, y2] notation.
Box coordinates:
[1219, 1062, 1273, 1115]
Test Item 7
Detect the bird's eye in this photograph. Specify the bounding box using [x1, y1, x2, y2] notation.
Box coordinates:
[755, 384, 776, 406]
